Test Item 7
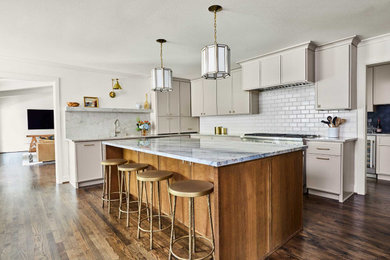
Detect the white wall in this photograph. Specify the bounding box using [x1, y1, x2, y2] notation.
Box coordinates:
[200, 84, 357, 137]
[0, 56, 151, 183]
[0, 86, 54, 152]
[355, 33, 390, 195]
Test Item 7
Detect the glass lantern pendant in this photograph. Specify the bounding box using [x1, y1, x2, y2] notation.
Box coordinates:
[152, 39, 173, 92]
[201, 5, 231, 80]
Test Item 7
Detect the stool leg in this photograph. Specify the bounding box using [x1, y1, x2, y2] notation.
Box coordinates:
[167, 179, 175, 240]
[108, 165, 112, 214]
[144, 172, 150, 221]
[168, 196, 177, 260]
[192, 197, 196, 253]
[207, 194, 215, 258]
[126, 171, 131, 227]
[149, 182, 154, 250]
[157, 181, 162, 229]
[137, 180, 143, 239]
[188, 197, 193, 260]
[102, 165, 106, 208]
[118, 171, 124, 219]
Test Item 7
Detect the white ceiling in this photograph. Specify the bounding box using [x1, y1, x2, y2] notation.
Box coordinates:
[1, 0, 390, 79]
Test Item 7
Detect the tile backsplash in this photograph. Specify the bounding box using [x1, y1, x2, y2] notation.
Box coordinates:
[367, 105, 390, 133]
[65, 111, 150, 140]
[200, 84, 357, 137]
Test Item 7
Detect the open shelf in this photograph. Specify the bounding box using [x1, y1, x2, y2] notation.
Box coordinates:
[65, 107, 152, 113]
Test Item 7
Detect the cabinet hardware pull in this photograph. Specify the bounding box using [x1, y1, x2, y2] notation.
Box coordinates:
[84, 144, 95, 147]
[316, 148, 330, 150]
[316, 157, 330, 160]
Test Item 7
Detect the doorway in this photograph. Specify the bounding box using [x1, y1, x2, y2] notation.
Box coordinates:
[0, 72, 62, 184]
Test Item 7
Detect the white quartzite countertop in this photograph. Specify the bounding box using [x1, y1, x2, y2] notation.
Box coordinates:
[102, 136, 306, 167]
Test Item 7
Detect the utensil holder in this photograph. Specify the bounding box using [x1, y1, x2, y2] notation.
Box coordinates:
[328, 127, 339, 138]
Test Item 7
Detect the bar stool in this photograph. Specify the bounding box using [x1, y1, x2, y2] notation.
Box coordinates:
[168, 180, 215, 260]
[136, 170, 173, 250]
[101, 158, 127, 213]
[118, 163, 149, 227]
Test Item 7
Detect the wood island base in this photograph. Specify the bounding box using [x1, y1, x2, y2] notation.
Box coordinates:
[106, 145, 303, 260]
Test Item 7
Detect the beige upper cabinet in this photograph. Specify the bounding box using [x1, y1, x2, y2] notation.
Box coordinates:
[156, 91, 169, 116]
[366, 67, 374, 112]
[202, 80, 217, 116]
[281, 47, 314, 84]
[179, 81, 191, 117]
[190, 78, 217, 116]
[168, 81, 180, 116]
[260, 55, 281, 88]
[192, 71, 258, 117]
[239, 42, 315, 91]
[156, 80, 179, 116]
[315, 36, 359, 110]
[190, 79, 203, 117]
[241, 60, 261, 90]
[373, 64, 390, 105]
[217, 76, 233, 115]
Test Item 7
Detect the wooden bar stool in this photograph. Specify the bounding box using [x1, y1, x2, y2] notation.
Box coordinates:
[118, 163, 149, 227]
[101, 158, 127, 213]
[168, 180, 215, 260]
[136, 170, 173, 250]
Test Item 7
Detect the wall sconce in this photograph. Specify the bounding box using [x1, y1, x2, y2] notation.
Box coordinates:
[109, 78, 122, 98]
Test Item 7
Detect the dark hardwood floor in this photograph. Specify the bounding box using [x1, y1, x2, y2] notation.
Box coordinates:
[1, 152, 390, 259]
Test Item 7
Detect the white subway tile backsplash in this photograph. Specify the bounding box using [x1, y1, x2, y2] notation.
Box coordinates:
[200, 85, 357, 137]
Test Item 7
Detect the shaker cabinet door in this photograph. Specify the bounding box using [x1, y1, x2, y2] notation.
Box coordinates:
[203, 80, 217, 116]
[281, 48, 306, 84]
[157, 117, 170, 134]
[373, 64, 390, 105]
[241, 60, 260, 90]
[260, 55, 281, 88]
[157, 91, 169, 116]
[168, 80, 180, 116]
[180, 81, 191, 117]
[191, 79, 203, 117]
[315, 45, 350, 110]
[217, 77, 232, 115]
[76, 142, 103, 182]
[231, 70, 250, 114]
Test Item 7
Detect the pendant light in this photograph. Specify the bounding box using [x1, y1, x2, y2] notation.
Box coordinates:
[152, 39, 173, 92]
[201, 5, 231, 79]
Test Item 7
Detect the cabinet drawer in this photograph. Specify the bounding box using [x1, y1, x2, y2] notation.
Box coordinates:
[306, 154, 341, 194]
[378, 136, 390, 146]
[306, 141, 342, 156]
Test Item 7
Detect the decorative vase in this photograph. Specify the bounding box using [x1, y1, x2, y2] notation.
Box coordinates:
[144, 93, 150, 109]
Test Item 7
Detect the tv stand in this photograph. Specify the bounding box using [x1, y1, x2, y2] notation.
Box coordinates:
[26, 134, 53, 152]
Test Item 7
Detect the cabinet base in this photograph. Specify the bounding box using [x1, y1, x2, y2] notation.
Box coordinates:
[308, 189, 354, 203]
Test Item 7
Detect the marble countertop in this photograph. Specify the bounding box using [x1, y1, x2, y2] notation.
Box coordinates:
[102, 136, 306, 167]
[306, 137, 358, 143]
[367, 133, 390, 136]
[66, 133, 190, 142]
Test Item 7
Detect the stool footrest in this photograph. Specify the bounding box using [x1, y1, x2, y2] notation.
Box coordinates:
[170, 235, 214, 260]
[138, 215, 171, 233]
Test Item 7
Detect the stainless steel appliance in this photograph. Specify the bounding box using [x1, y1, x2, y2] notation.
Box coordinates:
[241, 133, 320, 193]
[366, 135, 377, 179]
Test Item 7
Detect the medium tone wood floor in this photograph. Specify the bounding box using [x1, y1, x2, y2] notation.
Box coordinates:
[1, 152, 390, 259]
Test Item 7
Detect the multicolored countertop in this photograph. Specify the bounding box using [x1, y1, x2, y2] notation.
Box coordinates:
[103, 136, 306, 167]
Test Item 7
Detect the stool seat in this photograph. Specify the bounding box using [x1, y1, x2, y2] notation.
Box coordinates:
[169, 180, 213, 198]
[118, 163, 149, 171]
[137, 170, 173, 182]
[101, 158, 127, 166]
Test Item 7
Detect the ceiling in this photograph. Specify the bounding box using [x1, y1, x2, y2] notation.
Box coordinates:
[1, 0, 390, 79]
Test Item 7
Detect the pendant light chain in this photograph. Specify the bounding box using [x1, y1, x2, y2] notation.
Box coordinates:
[160, 41, 163, 68]
[214, 10, 217, 44]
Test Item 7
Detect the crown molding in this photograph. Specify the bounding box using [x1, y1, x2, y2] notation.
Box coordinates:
[315, 35, 360, 51]
[0, 55, 149, 78]
[359, 32, 390, 47]
[237, 41, 315, 64]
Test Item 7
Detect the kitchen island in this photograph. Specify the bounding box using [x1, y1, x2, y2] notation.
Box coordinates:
[103, 136, 305, 259]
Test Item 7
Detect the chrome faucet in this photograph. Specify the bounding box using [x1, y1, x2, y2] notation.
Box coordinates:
[114, 119, 121, 137]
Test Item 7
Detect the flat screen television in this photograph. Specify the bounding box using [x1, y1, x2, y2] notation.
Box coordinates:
[27, 109, 54, 130]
